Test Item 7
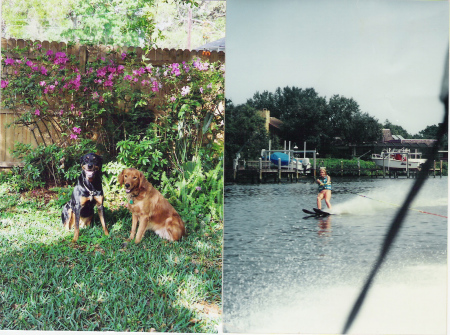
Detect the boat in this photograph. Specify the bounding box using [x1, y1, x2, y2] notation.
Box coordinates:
[269, 152, 290, 166]
[289, 157, 311, 172]
[268, 152, 312, 172]
[371, 148, 427, 170]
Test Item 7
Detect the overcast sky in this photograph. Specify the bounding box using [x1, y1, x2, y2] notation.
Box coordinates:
[225, 0, 448, 134]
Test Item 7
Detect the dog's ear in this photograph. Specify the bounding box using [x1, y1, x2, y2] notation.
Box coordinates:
[118, 170, 125, 185]
[138, 171, 146, 190]
[96, 154, 103, 170]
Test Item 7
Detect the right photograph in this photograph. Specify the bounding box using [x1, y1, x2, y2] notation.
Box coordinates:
[223, 0, 448, 334]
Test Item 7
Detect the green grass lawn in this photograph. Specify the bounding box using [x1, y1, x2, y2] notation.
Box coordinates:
[0, 182, 222, 332]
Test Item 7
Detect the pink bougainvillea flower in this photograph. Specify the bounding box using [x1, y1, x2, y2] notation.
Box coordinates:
[195, 62, 209, 71]
[151, 81, 159, 92]
[67, 75, 81, 91]
[40, 66, 48, 75]
[34, 109, 40, 116]
[5, 58, 14, 65]
[121, 52, 127, 60]
[72, 127, 81, 134]
[1, 80, 9, 88]
[98, 96, 105, 103]
[70, 104, 75, 110]
[196, 186, 201, 191]
[170, 96, 176, 102]
[117, 65, 125, 73]
[108, 66, 117, 73]
[207, 83, 213, 89]
[16, 59, 22, 64]
[97, 67, 107, 77]
[133, 77, 138, 83]
[124, 74, 132, 81]
[181, 86, 190, 96]
[36, 44, 42, 50]
[46, 50, 53, 56]
[145, 66, 152, 74]
[70, 134, 78, 139]
[32, 66, 39, 71]
[104, 80, 113, 87]
[92, 91, 100, 99]
[26, 60, 33, 67]
[54, 52, 69, 65]
[39, 81, 46, 86]
[59, 110, 64, 116]
[200, 87, 204, 94]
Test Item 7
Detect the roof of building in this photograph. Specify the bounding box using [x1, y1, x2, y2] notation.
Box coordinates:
[194, 37, 225, 52]
[269, 117, 283, 129]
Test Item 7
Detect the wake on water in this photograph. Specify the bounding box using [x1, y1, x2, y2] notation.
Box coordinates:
[330, 179, 448, 216]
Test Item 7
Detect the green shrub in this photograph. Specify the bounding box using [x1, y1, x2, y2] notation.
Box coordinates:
[9, 140, 99, 191]
[160, 159, 223, 232]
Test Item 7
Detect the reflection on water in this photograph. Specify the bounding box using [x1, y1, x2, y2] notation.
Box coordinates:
[223, 177, 448, 334]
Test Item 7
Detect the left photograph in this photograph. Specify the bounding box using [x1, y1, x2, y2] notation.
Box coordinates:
[0, 0, 225, 332]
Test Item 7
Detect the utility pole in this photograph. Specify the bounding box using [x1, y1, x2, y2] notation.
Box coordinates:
[187, 6, 192, 50]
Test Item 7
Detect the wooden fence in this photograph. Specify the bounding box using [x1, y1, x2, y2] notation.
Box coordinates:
[0, 38, 225, 169]
[0, 109, 61, 168]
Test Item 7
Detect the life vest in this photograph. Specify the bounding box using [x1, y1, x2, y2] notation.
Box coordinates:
[318, 176, 331, 191]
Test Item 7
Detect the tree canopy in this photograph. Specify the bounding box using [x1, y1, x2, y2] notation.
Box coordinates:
[224, 100, 269, 168]
[244, 86, 382, 155]
[1, 0, 225, 49]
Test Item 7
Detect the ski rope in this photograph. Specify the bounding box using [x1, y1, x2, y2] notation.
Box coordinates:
[356, 193, 447, 219]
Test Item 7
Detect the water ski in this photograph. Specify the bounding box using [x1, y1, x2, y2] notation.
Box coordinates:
[302, 209, 316, 215]
[313, 208, 331, 216]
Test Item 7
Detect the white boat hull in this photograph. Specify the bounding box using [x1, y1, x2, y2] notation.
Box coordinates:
[371, 148, 426, 170]
[372, 157, 422, 170]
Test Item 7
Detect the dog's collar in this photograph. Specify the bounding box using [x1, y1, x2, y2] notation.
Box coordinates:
[83, 179, 102, 199]
[127, 190, 140, 204]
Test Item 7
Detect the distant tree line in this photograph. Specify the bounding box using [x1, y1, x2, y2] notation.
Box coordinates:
[225, 86, 444, 169]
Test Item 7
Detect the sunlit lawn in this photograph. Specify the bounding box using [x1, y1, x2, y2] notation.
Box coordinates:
[0, 182, 222, 332]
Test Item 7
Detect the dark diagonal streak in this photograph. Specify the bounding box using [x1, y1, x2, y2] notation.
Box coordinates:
[342, 104, 448, 333]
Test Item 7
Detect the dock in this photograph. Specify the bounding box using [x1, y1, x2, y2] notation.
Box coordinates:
[230, 159, 445, 183]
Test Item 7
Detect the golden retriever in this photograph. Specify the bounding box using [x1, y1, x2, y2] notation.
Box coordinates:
[118, 168, 186, 243]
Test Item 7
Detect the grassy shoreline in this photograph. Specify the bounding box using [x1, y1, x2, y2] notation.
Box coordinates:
[0, 181, 222, 332]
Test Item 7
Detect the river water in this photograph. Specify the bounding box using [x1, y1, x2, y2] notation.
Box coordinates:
[223, 177, 448, 334]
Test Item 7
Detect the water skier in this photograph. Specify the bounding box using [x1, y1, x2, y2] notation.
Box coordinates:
[316, 167, 332, 210]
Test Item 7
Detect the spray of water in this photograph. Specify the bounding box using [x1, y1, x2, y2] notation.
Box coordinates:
[332, 180, 448, 216]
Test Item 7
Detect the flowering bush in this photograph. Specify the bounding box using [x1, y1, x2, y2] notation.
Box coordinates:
[1, 42, 224, 183]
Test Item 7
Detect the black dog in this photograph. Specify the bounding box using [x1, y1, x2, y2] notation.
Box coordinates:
[61, 153, 109, 242]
